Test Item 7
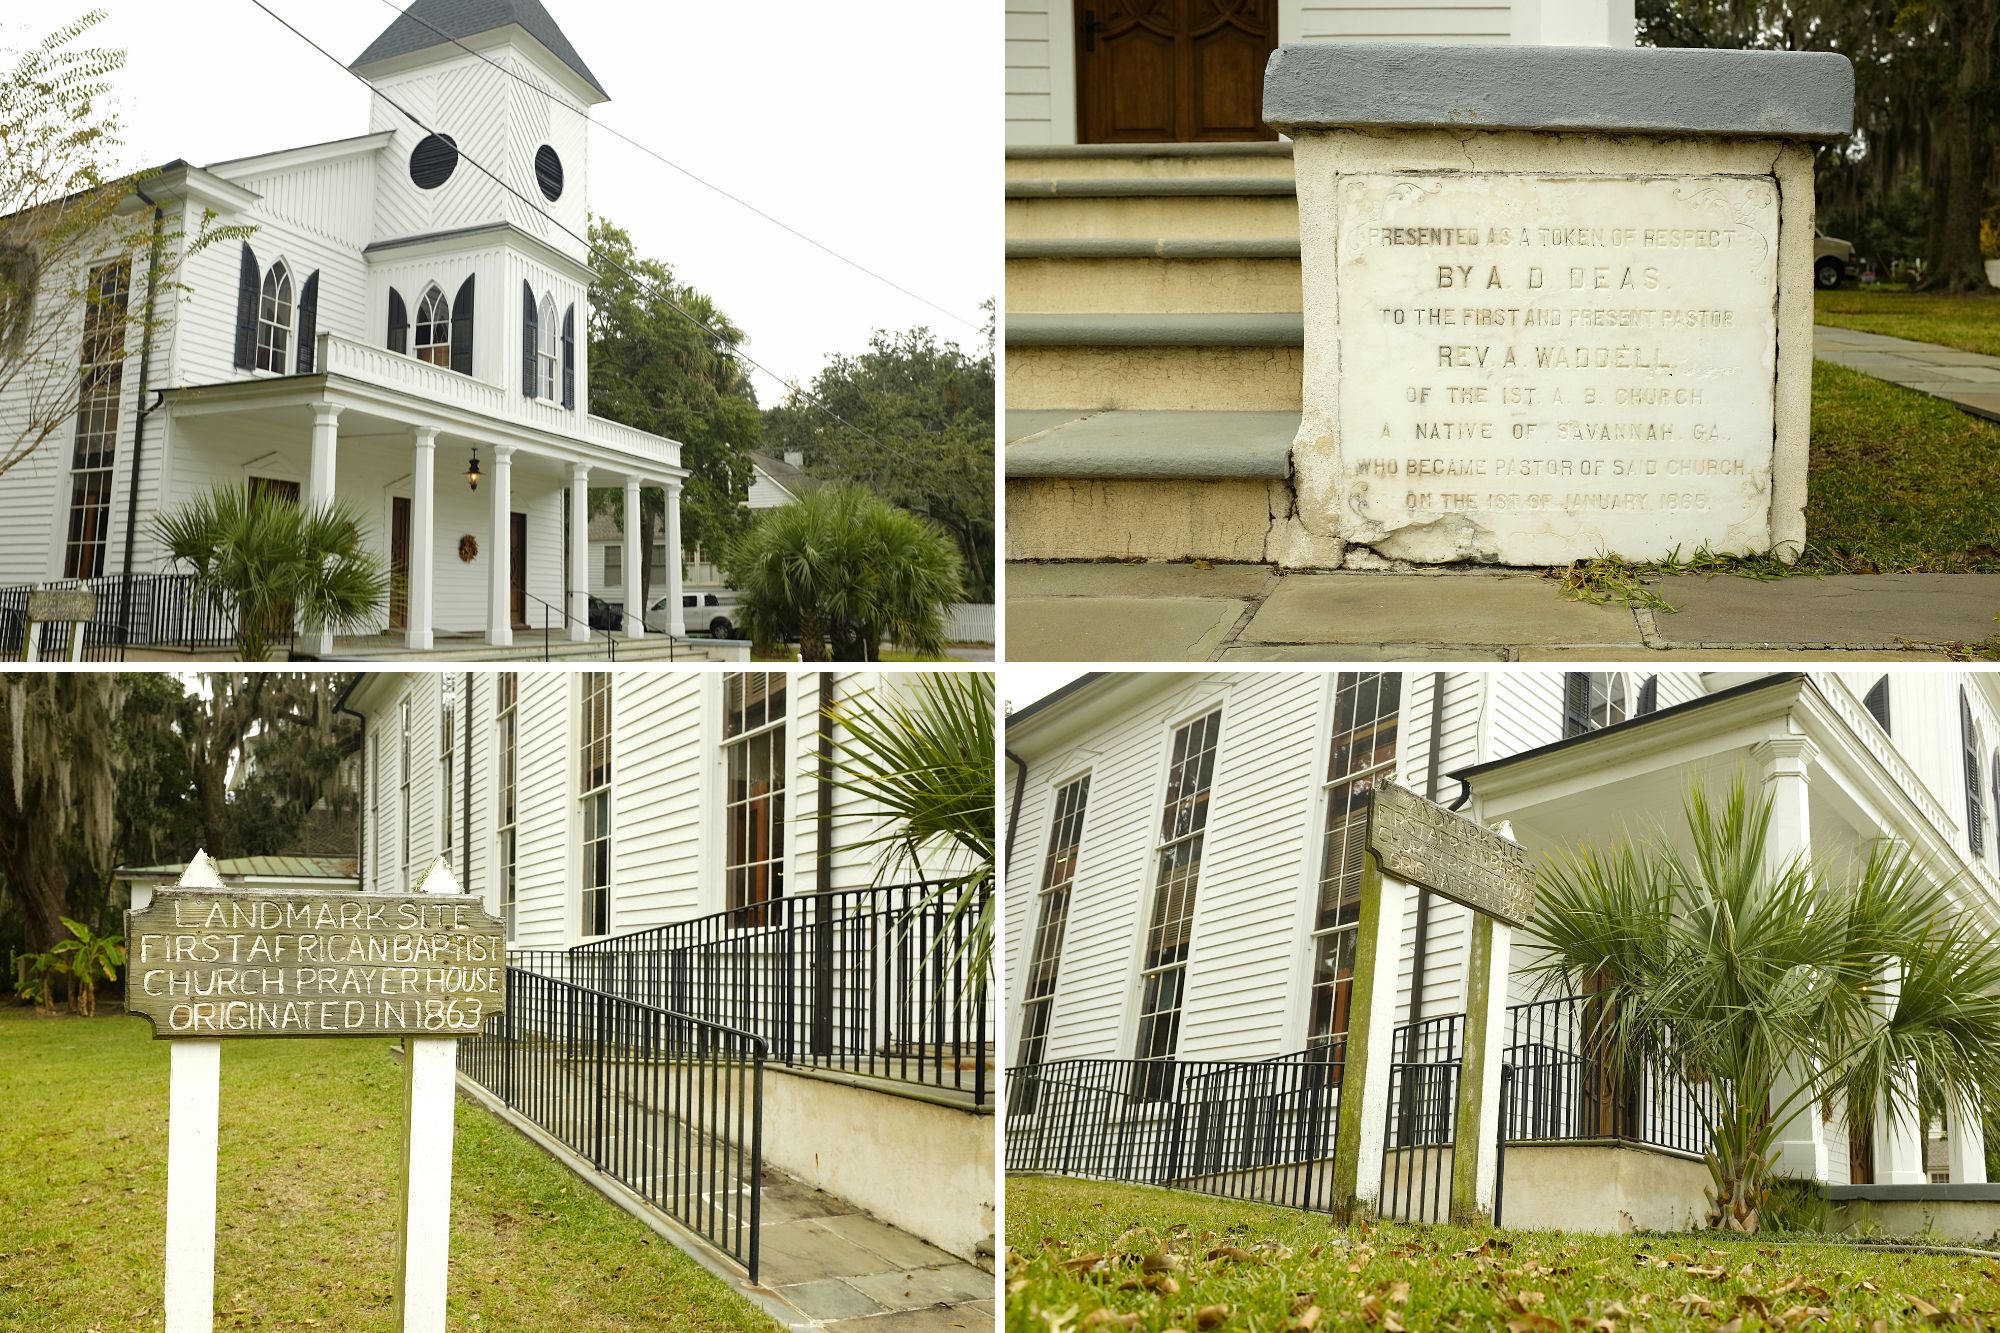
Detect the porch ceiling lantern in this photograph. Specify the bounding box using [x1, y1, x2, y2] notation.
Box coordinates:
[466, 447, 482, 490]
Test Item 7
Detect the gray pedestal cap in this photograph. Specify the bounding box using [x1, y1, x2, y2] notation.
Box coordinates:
[1263, 43, 1853, 140]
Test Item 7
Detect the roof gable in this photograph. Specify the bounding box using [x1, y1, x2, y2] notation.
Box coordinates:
[352, 0, 607, 100]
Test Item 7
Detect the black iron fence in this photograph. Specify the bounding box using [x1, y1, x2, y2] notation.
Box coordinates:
[457, 967, 766, 1279]
[513, 879, 992, 1105]
[1502, 992, 1717, 1157]
[1380, 1013, 1462, 1224]
[0, 573, 247, 662]
[1005, 1048, 1344, 1212]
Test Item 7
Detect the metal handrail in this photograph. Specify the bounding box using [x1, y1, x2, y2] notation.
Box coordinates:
[521, 590, 618, 661]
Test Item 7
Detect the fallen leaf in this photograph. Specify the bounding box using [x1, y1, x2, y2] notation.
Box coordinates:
[1205, 1246, 1260, 1264]
[1291, 1306, 1323, 1332]
[1060, 1253, 1105, 1275]
[1081, 1312, 1139, 1330]
[1387, 1281, 1410, 1306]
[1194, 1305, 1231, 1330]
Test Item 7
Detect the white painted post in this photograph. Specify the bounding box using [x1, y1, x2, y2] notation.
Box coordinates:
[1453, 820, 1516, 1223]
[1755, 735, 1830, 1181]
[662, 480, 687, 638]
[408, 428, 437, 653]
[304, 404, 342, 658]
[568, 464, 591, 642]
[1872, 961, 1930, 1184]
[1947, 1093, 1989, 1184]
[394, 856, 466, 1332]
[621, 476, 644, 639]
[21, 609, 38, 663]
[1331, 855, 1407, 1218]
[161, 850, 228, 1333]
[1512, 0, 1635, 46]
[486, 446, 513, 649]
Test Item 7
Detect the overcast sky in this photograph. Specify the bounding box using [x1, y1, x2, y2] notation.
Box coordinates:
[30, 0, 998, 397]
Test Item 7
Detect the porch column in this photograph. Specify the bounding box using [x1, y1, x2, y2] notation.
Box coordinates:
[622, 475, 645, 639]
[1754, 735, 1828, 1181]
[567, 464, 590, 642]
[1872, 960, 1929, 1184]
[1946, 1094, 1989, 1184]
[302, 404, 342, 658]
[486, 445, 514, 648]
[662, 479, 687, 637]
[407, 428, 437, 652]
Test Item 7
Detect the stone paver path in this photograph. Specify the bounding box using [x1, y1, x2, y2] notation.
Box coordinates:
[1813, 324, 2000, 423]
[1007, 563, 1995, 662]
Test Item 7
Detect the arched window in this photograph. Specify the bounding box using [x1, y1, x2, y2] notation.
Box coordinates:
[537, 292, 558, 400]
[1863, 676, 1891, 733]
[1961, 689, 1984, 859]
[256, 260, 293, 372]
[1562, 672, 1629, 738]
[414, 284, 451, 366]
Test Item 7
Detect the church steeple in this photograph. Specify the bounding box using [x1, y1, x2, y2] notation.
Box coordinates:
[353, 0, 607, 102]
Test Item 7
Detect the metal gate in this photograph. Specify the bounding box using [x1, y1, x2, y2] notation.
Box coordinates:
[1379, 1013, 1462, 1223]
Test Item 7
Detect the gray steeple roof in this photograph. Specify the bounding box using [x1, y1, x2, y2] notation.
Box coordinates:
[352, 0, 607, 100]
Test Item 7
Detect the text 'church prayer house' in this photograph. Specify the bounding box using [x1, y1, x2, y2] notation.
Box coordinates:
[0, 0, 700, 657]
[1004, 670, 2000, 1237]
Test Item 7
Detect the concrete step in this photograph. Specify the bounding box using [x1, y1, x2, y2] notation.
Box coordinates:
[1008, 246, 1303, 315]
[1005, 410, 1298, 563]
[1007, 185, 1300, 242]
[1004, 313, 1306, 412]
[315, 634, 746, 664]
[1005, 141, 1296, 183]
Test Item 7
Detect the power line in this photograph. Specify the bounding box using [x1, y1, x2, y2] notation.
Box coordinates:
[366, 0, 979, 332]
[246, 0, 903, 455]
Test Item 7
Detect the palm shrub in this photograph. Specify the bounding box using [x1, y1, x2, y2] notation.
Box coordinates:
[154, 484, 388, 660]
[817, 672, 994, 995]
[724, 485, 962, 661]
[1527, 776, 2000, 1233]
[48, 915, 121, 1016]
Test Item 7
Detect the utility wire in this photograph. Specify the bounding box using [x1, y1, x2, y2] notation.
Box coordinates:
[246, 0, 901, 454]
[366, 0, 979, 332]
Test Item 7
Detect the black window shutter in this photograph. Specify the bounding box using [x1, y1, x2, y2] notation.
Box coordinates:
[451, 275, 475, 375]
[522, 281, 537, 397]
[232, 243, 260, 369]
[388, 287, 408, 353]
[561, 304, 575, 409]
[1562, 672, 1593, 738]
[1636, 674, 1658, 716]
[1863, 676, 1891, 733]
[1992, 749, 1999, 868]
[1963, 689, 1984, 857]
[295, 271, 320, 374]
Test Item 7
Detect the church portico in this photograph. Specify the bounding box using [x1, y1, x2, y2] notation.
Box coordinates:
[160, 329, 684, 654]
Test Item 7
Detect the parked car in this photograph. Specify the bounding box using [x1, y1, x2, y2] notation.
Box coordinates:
[647, 586, 745, 640]
[586, 595, 621, 632]
[1815, 231, 1855, 289]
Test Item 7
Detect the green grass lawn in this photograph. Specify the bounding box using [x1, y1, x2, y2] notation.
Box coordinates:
[0, 1005, 777, 1333]
[1814, 287, 2000, 358]
[1007, 1176, 2000, 1332]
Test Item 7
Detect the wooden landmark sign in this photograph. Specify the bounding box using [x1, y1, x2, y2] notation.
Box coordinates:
[127, 851, 505, 1332]
[1330, 783, 1535, 1226]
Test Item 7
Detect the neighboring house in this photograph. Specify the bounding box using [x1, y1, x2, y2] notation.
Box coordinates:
[1005, 0, 1637, 146]
[0, 0, 688, 651]
[1003, 670, 2000, 1230]
[589, 451, 822, 602]
[340, 669, 994, 1264]
[116, 854, 359, 910]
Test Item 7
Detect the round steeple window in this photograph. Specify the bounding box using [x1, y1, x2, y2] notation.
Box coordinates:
[410, 134, 460, 190]
[535, 145, 565, 202]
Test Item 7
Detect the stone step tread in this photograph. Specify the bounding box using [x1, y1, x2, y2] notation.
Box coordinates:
[1008, 238, 1303, 259]
[1008, 312, 1304, 346]
[1007, 176, 1298, 199]
[1006, 410, 1298, 480]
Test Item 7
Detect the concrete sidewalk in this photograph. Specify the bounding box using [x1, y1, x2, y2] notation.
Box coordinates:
[1813, 324, 2000, 423]
[1006, 563, 1998, 661]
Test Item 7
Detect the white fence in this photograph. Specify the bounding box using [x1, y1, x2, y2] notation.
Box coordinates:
[945, 603, 995, 645]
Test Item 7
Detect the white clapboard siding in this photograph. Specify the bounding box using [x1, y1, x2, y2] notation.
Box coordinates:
[170, 209, 369, 392]
[1298, 0, 1512, 41]
[610, 674, 708, 927]
[1005, 0, 1057, 145]
[212, 152, 379, 250]
[510, 671, 572, 946]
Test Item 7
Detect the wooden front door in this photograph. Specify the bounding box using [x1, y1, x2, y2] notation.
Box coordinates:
[1076, 0, 1279, 144]
[388, 496, 410, 632]
[510, 512, 528, 629]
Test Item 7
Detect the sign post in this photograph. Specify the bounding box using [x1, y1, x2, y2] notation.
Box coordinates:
[21, 586, 96, 662]
[127, 851, 505, 1331]
[1329, 784, 1534, 1224]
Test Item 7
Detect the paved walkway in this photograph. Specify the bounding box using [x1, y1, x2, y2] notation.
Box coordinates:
[1007, 563, 1998, 661]
[1813, 324, 2000, 422]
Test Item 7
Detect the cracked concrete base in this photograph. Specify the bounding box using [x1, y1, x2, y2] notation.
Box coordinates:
[1005, 562, 1985, 662]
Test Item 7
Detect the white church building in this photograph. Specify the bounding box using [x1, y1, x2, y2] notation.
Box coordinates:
[1004, 670, 2000, 1234]
[0, 0, 689, 654]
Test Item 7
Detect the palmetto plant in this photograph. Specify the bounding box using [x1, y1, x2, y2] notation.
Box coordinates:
[725, 484, 962, 661]
[154, 484, 388, 660]
[1527, 776, 2000, 1233]
[816, 672, 994, 995]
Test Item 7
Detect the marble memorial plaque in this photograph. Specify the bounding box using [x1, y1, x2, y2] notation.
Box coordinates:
[1334, 173, 1779, 564]
[1368, 783, 1534, 929]
[126, 889, 506, 1038]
